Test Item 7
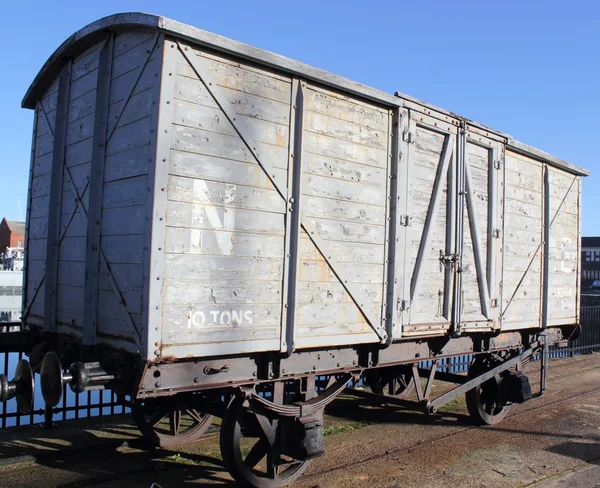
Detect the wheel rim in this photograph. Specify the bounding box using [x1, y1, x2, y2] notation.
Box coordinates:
[474, 375, 509, 424]
[367, 366, 414, 398]
[466, 357, 511, 425]
[220, 395, 309, 488]
[132, 399, 213, 447]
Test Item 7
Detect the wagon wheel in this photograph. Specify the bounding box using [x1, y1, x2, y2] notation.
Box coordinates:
[465, 356, 511, 425]
[132, 398, 214, 448]
[365, 366, 414, 398]
[220, 395, 309, 488]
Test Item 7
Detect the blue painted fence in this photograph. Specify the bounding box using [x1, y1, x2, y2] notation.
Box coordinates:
[1, 307, 599, 428]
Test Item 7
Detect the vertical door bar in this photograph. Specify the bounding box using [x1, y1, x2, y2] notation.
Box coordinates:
[281, 79, 305, 356]
[44, 61, 72, 335]
[443, 139, 456, 319]
[486, 145, 497, 310]
[83, 35, 114, 351]
[541, 164, 550, 330]
[382, 107, 404, 344]
[452, 122, 467, 335]
[396, 110, 412, 335]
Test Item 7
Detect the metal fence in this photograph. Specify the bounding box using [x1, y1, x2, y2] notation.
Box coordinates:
[0, 347, 128, 429]
[1, 307, 600, 429]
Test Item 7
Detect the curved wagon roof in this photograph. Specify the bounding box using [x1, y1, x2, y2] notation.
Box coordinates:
[23, 12, 589, 176]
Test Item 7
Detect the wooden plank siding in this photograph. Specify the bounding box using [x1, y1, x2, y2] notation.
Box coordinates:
[21, 18, 585, 361]
[293, 85, 388, 347]
[403, 118, 457, 335]
[546, 166, 579, 325]
[161, 43, 291, 353]
[501, 151, 543, 329]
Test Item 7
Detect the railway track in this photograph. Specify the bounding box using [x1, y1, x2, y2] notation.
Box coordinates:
[50, 372, 600, 487]
[1, 357, 598, 488]
[302, 384, 600, 483]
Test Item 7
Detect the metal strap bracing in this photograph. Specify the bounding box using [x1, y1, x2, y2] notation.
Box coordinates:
[43, 61, 72, 333]
[105, 33, 159, 141]
[24, 35, 160, 343]
[177, 41, 385, 342]
[280, 79, 305, 355]
[463, 154, 491, 319]
[83, 34, 115, 347]
[409, 133, 455, 304]
[382, 108, 404, 343]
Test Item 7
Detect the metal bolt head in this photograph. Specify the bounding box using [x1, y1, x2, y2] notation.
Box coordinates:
[193, 377, 199, 384]
[154, 349, 160, 356]
[155, 382, 161, 388]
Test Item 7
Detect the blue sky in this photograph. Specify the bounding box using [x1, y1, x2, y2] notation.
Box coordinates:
[0, 0, 598, 233]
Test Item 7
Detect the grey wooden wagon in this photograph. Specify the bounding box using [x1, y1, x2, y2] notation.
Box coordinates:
[0, 12, 588, 487]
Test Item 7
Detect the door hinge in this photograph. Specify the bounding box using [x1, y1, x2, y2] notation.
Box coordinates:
[402, 131, 414, 144]
[494, 160, 502, 170]
[400, 215, 412, 227]
[398, 299, 410, 311]
[492, 229, 500, 238]
[491, 298, 499, 308]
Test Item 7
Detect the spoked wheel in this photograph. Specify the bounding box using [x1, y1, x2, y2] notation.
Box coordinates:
[220, 395, 309, 488]
[365, 365, 415, 398]
[465, 356, 511, 425]
[132, 398, 214, 447]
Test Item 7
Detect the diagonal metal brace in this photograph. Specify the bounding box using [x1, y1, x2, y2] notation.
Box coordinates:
[427, 342, 540, 413]
[177, 41, 384, 339]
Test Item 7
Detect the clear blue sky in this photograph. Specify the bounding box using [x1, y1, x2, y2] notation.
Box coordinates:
[0, 0, 598, 234]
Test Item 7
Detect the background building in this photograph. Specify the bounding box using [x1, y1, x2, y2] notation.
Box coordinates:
[581, 237, 600, 289]
[0, 219, 24, 254]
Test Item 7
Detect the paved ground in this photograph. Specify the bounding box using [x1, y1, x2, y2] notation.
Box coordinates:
[0, 353, 600, 487]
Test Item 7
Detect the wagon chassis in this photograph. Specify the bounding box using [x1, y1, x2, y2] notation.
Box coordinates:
[0, 325, 563, 486]
[129, 330, 552, 486]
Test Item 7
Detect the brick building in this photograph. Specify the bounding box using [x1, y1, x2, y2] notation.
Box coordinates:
[0, 218, 25, 254]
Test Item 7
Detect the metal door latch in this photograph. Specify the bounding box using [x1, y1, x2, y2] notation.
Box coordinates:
[439, 251, 459, 271]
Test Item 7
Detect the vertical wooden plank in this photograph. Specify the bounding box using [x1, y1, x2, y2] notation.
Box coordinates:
[44, 62, 72, 334]
[144, 35, 173, 361]
[83, 35, 114, 350]
[280, 79, 304, 355]
[22, 106, 39, 321]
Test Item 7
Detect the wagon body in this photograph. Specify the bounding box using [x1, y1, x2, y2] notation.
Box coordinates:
[20, 13, 586, 394]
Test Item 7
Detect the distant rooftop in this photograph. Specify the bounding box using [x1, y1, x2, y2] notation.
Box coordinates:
[1, 219, 25, 236]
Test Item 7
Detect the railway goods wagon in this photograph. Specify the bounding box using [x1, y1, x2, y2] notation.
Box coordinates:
[0, 13, 588, 487]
